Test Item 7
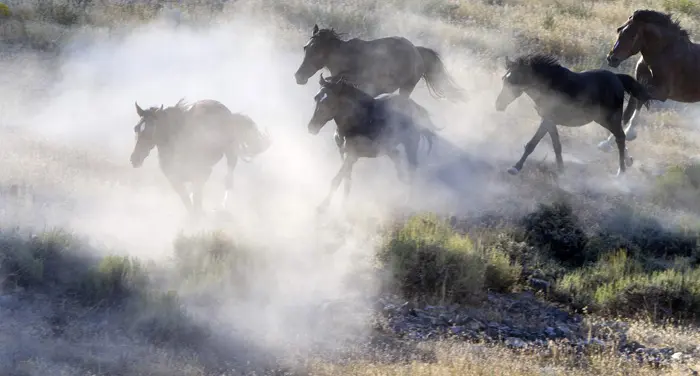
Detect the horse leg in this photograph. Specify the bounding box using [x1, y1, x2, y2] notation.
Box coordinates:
[387, 148, 407, 183]
[547, 123, 564, 172]
[166, 175, 193, 213]
[334, 130, 345, 160]
[403, 137, 420, 204]
[599, 97, 644, 151]
[222, 149, 238, 210]
[398, 81, 418, 97]
[508, 120, 550, 175]
[599, 61, 653, 151]
[604, 111, 629, 176]
[318, 154, 358, 212]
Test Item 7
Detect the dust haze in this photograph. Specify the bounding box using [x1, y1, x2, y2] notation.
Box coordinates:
[0, 0, 689, 373]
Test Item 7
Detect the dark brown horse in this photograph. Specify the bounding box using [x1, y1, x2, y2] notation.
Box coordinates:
[601, 9, 700, 151]
[496, 54, 651, 176]
[294, 25, 464, 101]
[130, 99, 271, 215]
[308, 74, 441, 212]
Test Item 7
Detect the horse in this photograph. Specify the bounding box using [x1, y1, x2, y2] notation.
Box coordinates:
[294, 24, 464, 101]
[600, 9, 700, 152]
[294, 24, 463, 156]
[307, 74, 441, 212]
[130, 99, 271, 215]
[495, 53, 652, 176]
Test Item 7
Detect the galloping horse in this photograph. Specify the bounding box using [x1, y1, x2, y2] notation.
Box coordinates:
[130, 99, 271, 215]
[294, 24, 463, 155]
[600, 9, 700, 151]
[294, 24, 464, 100]
[307, 74, 441, 212]
[496, 54, 652, 176]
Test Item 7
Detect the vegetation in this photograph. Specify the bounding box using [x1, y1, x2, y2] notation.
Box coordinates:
[3, 0, 700, 374]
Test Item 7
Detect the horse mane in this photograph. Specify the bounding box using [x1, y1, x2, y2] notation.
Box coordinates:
[632, 9, 690, 40]
[326, 75, 374, 102]
[172, 97, 193, 112]
[312, 27, 346, 43]
[512, 53, 566, 79]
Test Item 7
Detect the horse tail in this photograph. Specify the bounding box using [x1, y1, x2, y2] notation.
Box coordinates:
[231, 113, 272, 163]
[616, 73, 652, 110]
[416, 46, 465, 102]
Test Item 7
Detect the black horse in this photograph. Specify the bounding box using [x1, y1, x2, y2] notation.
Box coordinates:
[131, 99, 271, 214]
[495, 54, 652, 176]
[307, 74, 441, 211]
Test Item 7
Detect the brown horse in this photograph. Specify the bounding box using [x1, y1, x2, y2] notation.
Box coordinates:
[294, 25, 464, 101]
[131, 99, 271, 215]
[601, 9, 700, 151]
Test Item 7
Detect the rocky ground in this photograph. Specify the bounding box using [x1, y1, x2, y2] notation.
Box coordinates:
[377, 293, 700, 372]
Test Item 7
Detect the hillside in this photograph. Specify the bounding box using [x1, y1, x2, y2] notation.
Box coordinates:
[1, 0, 700, 375]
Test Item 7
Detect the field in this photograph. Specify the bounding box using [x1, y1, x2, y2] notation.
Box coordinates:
[2, 0, 700, 375]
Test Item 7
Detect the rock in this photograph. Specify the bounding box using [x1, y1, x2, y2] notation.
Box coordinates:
[528, 278, 551, 291]
[450, 326, 464, 335]
[506, 337, 527, 349]
[544, 326, 556, 337]
[671, 352, 683, 361]
[556, 322, 572, 336]
[468, 320, 483, 331]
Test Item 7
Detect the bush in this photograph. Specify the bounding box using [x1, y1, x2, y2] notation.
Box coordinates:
[377, 214, 523, 303]
[377, 214, 486, 303]
[521, 201, 590, 267]
[172, 230, 270, 299]
[590, 204, 699, 265]
[556, 249, 700, 321]
[0, 228, 148, 305]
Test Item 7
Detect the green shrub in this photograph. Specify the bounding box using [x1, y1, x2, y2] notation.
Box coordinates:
[556, 249, 700, 320]
[377, 213, 487, 303]
[77, 255, 147, 305]
[521, 201, 590, 267]
[483, 245, 522, 293]
[590, 204, 699, 264]
[172, 230, 268, 299]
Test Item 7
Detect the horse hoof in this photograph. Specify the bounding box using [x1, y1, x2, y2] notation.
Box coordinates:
[626, 130, 638, 142]
[597, 140, 613, 153]
[507, 167, 519, 175]
[625, 156, 634, 167]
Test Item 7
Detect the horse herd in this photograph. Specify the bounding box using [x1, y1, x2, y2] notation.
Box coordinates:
[129, 9, 700, 215]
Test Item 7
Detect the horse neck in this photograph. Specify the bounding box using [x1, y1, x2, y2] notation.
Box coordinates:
[333, 95, 374, 135]
[641, 28, 689, 63]
[154, 112, 187, 152]
[326, 39, 352, 74]
[524, 67, 574, 100]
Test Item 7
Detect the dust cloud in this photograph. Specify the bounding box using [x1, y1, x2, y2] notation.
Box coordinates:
[0, 0, 672, 372]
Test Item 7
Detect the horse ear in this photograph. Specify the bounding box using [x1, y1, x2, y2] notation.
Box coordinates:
[135, 102, 145, 117]
[319, 73, 325, 85]
[159, 104, 164, 111]
[312, 24, 319, 35]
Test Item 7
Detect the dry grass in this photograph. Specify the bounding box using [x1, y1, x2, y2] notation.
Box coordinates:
[307, 340, 700, 376]
[3, 0, 700, 375]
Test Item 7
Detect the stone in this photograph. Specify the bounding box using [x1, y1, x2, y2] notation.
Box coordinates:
[506, 337, 527, 349]
[671, 352, 683, 361]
